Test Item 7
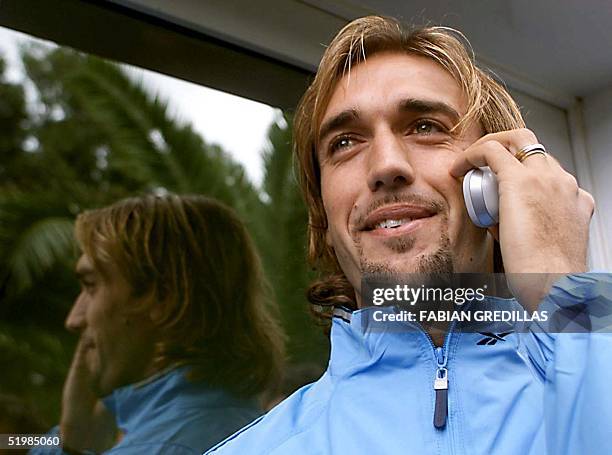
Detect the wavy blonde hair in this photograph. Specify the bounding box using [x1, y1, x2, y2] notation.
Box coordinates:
[294, 16, 524, 321]
[75, 194, 285, 396]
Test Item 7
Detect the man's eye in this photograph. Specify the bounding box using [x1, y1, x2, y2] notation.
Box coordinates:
[81, 282, 96, 291]
[411, 120, 446, 135]
[330, 135, 356, 153]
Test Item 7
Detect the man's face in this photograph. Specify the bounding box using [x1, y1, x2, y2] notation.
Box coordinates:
[66, 254, 157, 396]
[317, 52, 492, 299]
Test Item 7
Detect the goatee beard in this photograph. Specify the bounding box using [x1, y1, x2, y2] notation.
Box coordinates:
[359, 217, 454, 279]
[361, 235, 454, 280]
[360, 233, 455, 317]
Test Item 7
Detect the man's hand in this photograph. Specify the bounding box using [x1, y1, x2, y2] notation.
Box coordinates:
[450, 128, 595, 310]
[60, 338, 117, 452]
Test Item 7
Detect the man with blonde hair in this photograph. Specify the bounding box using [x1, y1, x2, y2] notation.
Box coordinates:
[32, 194, 285, 454]
[206, 16, 611, 455]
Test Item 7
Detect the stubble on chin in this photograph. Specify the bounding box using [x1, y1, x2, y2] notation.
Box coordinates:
[358, 213, 455, 278]
[383, 235, 416, 254]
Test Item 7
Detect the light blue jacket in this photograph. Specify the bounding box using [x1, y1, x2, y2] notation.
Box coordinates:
[32, 366, 261, 454]
[206, 273, 612, 454]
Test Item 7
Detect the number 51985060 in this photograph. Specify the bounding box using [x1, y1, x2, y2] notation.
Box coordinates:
[2, 434, 61, 449]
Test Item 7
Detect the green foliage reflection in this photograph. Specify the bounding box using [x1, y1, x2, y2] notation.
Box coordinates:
[0, 45, 328, 428]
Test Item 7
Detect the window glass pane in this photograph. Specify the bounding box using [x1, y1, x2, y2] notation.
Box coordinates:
[0, 25, 327, 445]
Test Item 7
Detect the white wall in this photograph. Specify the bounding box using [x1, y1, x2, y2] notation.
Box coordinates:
[581, 86, 612, 268]
[512, 90, 575, 174]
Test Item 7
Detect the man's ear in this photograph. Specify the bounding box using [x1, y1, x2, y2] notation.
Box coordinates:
[149, 304, 163, 324]
[135, 288, 162, 325]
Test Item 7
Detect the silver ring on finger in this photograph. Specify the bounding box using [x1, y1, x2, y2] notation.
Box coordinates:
[515, 143, 547, 163]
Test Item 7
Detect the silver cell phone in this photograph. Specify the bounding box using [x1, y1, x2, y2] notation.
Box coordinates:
[463, 167, 499, 228]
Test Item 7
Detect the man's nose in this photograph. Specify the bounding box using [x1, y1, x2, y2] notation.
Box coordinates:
[367, 131, 416, 192]
[65, 294, 86, 333]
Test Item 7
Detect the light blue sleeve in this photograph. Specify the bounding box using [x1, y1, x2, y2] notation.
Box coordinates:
[517, 273, 612, 455]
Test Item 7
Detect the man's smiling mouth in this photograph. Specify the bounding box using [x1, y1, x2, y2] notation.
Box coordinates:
[359, 204, 437, 236]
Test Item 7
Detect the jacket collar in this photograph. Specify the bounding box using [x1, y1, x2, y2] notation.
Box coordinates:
[327, 297, 520, 377]
[102, 365, 194, 432]
[327, 306, 431, 377]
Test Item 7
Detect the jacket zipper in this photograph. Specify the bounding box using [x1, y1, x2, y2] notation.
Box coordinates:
[433, 345, 449, 428]
[422, 322, 457, 430]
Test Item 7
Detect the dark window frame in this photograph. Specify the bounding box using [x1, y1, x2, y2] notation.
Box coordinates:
[0, 0, 312, 110]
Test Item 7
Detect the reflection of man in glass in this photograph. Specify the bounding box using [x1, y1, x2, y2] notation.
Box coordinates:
[206, 16, 611, 454]
[31, 194, 285, 454]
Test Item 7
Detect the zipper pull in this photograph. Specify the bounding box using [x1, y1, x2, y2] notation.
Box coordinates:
[433, 367, 448, 429]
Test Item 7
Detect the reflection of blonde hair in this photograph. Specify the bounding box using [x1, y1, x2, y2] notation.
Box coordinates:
[75, 194, 285, 396]
[294, 16, 524, 318]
